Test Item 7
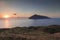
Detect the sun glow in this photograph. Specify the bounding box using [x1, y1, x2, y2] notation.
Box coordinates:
[3, 15, 10, 18]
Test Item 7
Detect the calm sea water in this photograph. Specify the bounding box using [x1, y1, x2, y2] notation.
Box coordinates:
[0, 18, 60, 28]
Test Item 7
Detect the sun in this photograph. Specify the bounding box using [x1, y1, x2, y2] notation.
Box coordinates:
[3, 15, 10, 18]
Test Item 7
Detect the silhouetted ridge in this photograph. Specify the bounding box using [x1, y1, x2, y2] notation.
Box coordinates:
[29, 14, 50, 19]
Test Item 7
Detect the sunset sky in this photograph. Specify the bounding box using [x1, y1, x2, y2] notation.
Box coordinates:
[0, 0, 60, 18]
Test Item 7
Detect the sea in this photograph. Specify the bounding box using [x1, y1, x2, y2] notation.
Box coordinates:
[0, 18, 60, 28]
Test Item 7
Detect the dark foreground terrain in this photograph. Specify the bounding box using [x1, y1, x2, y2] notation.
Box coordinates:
[0, 25, 60, 40]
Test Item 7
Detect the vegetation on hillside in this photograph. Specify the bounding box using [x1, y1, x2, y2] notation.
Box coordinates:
[0, 25, 60, 40]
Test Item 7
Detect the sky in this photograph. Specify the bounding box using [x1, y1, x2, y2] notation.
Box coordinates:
[0, 0, 60, 18]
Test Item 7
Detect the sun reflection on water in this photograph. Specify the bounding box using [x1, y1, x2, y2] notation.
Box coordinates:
[4, 19, 10, 28]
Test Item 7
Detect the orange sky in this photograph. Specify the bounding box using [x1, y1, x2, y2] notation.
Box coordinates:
[0, 13, 32, 18]
[0, 0, 60, 18]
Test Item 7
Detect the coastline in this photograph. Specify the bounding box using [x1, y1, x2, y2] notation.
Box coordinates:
[0, 25, 60, 40]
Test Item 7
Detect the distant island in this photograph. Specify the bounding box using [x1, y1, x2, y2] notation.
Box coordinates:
[29, 14, 50, 19]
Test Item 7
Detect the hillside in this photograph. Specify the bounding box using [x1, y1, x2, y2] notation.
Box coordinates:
[0, 25, 60, 40]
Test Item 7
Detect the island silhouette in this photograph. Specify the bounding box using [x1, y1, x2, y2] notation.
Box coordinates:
[29, 14, 50, 19]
